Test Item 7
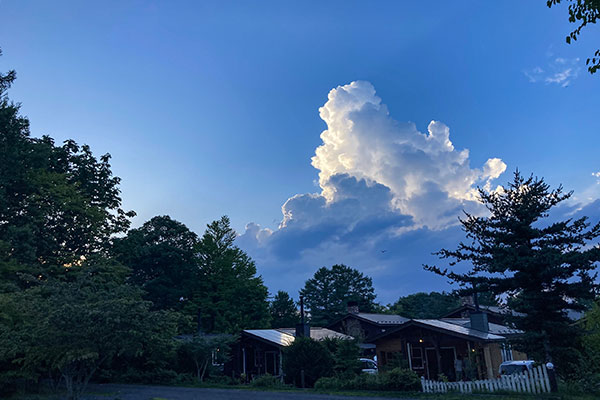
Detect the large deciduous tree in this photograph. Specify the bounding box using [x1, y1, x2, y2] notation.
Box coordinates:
[425, 171, 600, 374]
[112, 215, 199, 311]
[0, 58, 134, 289]
[0, 259, 178, 400]
[388, 292, 461, 319]
[300, 264, 377, 327]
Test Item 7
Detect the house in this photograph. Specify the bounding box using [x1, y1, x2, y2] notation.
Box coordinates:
[371, 312, 527, 381]
[226, 326, 352, 380]
[327, 303, 409, 357]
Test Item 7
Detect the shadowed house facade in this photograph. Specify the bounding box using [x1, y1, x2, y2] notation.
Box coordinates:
[327, 305, 409, 357]
[371, 315, 526, 381]
[227, 327, 351, 380]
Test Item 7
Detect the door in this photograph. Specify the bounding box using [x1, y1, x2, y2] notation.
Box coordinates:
[426, 348, 456, 380]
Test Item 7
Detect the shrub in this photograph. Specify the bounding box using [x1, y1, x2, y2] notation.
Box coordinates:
[333, 340, 361, 376]
[283, 337, 334, 387]
[382, 368, 421, 391]
[315, 368, 420, 392]
[250, 374, 286, 388]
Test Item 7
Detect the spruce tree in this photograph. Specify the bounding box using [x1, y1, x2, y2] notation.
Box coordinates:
[425, 171, 600, 373]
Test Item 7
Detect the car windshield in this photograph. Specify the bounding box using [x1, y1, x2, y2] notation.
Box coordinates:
[501, 364, 528, 375]
[362, 360, 376, 369]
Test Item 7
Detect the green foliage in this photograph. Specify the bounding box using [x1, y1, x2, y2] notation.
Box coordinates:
[300, 264, 376, 326]
[380, 352, 409, 371]
[112, 215, 199, 312]
[269, 290, 299, 328]
[0, 259, 179, 400]
[314, 367, 420, 391]
[177, 334, 236, 382]
[186, 216, 271, 333]
[387, 292, 461, 318]
[282, 337, 334, 387]
[249, 373, 288, 388]
[333, 340, 361, 376]
[548, 0, 600, 74]
[425, 171, 600, 375]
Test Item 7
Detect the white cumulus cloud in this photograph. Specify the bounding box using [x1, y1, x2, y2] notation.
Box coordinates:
[309, 81, 505, 229]
[238, 81, 508, 301]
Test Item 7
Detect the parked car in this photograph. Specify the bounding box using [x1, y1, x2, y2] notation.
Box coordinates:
[360, 358, 378, 374]
[499, 360, 535, 376]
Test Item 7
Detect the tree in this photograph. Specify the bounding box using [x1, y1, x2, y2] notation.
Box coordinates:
[282, 337, 334, 387]
[177, 334, 236, 382]
[112, 215, 199, 311]
[270, 290, 300, 328]
[0, 58, 134, 288]
[0, 259, 179, 400]
[548, 0, 600, 74]
[187, 216, 270, 333]
[300, 264, 376, 327]
[425, 171, 600, 372]
[388, 292, 461, 319]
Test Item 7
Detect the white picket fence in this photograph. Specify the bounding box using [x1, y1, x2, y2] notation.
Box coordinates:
[421, 363, 551, 394]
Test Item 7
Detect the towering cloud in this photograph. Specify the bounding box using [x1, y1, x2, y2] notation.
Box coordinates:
[238, 81, 507, 301]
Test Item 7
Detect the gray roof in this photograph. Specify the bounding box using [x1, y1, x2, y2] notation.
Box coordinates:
[353, 313, 409, 325]
[413, 319, 506, 341]
[441, 318, 522, 336]
[243, 328, 352, 348]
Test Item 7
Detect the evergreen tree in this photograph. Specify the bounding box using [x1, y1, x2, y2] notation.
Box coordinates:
[300, 264, 376, 327]
[269, 290, 299, 328]
[187, 216, 270, 333]
[425, 171, 600, 372]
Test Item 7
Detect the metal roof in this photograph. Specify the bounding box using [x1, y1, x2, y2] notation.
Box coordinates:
[243, 328, 352, 348]
[441, 318, 523, 336]
[354, 313, 409, 325]
[277, 327, 353, 341]
[413, 319, 506, 341]
[243, 329, 295, 347]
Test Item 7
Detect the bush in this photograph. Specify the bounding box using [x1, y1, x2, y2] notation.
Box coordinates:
[283, 337, 334, 387]
[314, 368, 420, 392]
[250, 374, 287, 388]
[381, 368, 421, 391]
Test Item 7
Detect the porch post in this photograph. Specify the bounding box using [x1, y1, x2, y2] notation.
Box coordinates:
[242, 347, 246, 375]
[483, 345, 493, 379]
[407, 342, 413, 369]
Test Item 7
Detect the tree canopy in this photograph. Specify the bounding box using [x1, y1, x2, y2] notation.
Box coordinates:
[425, 171, 600, 372]
[269, 290, 299, 328]
[387, 292, 461, 319]
[548, 0, 600, 74]
[112, 215, 199, 311]
[186, 216, 271, 333]
[300, 264, 377, 327]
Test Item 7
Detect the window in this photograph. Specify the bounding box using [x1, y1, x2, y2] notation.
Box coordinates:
[411, 347, 424, 369]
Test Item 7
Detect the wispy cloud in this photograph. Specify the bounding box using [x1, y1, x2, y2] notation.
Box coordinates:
[524, 57, 581, 87]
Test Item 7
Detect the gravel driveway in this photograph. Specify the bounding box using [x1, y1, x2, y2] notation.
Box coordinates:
[85, 384, 416, 400]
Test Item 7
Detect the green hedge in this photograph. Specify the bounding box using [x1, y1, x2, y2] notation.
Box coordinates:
[314, 368, 421, 392]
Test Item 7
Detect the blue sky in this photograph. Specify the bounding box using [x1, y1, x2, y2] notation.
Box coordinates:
[1, 1, 599, 303]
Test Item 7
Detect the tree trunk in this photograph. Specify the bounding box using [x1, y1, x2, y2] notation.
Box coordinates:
[200, 359, 210, 382]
